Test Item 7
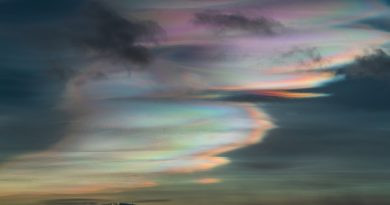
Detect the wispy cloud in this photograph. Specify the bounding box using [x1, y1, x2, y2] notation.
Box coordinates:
[193, 11, 284, 36]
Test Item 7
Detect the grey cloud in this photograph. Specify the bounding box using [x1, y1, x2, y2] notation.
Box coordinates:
[0, 0, 165, 80]
[70, 1, 164, 66]
[193, 11, 284, 36]
[280, 46, 326, 71]
[44, 0, 165, 79]
[342, 49, 390, 79]
[281, 47, 322, 63]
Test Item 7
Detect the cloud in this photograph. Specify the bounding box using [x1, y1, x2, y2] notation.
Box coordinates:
[0, 0, 165, 79]
[70, 1, 165, 66]
[45, 0, 165, 80]
[193, 11, 284, 35]
[342, 49, 390, 79]
[281, 47, 323, 64]
[278, 46, 327, 72]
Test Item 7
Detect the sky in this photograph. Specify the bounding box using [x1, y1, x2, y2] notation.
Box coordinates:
[1, 0, 390, 204]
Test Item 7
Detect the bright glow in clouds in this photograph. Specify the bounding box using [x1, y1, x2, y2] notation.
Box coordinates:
[0, 101, 273, 196]
[248, 90, 330, 99]
[196, 178, 221, 184]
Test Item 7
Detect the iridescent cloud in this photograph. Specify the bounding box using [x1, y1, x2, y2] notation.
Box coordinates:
[0, 100, 273, 196]
[1, 0, 390, 202]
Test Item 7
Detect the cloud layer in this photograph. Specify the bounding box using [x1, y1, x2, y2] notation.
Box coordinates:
[193, 11, 284, 35]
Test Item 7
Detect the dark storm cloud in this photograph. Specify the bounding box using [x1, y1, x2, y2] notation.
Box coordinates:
[341, 49, 390, 79]
[193, 11, 284, 35]
[70, 1, 165, 65]
[0, 0, 164, 77]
